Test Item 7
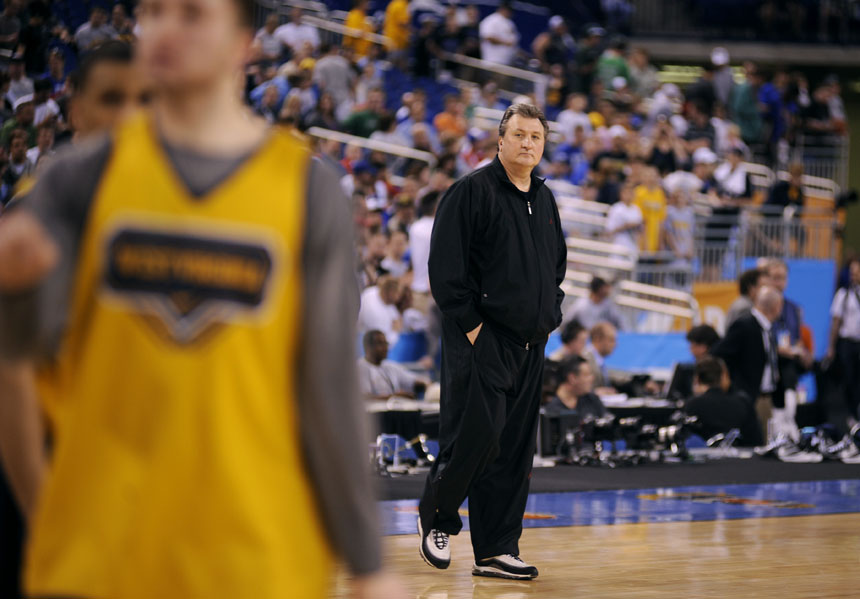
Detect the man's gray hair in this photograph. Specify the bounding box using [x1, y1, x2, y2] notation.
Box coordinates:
[498, 103, 549, 138]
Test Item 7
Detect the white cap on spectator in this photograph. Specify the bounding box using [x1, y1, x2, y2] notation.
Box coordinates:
[549, 15, 564, 29]
[608, 124, 627, 139]
[692, 147, 718, 165]
[612, 76, 627, 90]
[711, 47, 730, 66]
[13, 94, 33, 111]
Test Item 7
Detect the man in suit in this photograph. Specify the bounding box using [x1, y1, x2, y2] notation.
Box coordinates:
[712, 286, 783, 442]
[583, 321, 617, 394]
[685, 356, 762, 446]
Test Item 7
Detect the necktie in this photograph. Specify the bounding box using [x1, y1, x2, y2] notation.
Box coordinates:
[767, 329, 779, 387]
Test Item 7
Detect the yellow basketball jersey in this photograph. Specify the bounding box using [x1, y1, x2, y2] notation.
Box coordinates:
[24, 113, 333, 599]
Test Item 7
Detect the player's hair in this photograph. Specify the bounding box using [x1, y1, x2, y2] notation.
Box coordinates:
[561, 319, 585, 345]
[69, 40, 133, 95]
[498, 103, 549, 138]
[695, 356, 726, 389]
[686, 325, 720, 349]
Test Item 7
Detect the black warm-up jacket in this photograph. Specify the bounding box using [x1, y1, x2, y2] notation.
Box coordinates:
[428, 156, 567, 347]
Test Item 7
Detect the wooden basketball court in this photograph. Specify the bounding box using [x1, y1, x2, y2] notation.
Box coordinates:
[332, 480, 860, 598]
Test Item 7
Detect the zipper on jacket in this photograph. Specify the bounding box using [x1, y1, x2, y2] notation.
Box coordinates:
[527, 200, 532, 215]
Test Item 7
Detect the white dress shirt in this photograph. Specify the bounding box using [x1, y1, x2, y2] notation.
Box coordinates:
[751, 307, 777, 394]
[831, 286, 860, 340]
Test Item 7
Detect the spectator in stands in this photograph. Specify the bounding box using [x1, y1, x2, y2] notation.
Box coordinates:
[344, 0, 375, 59]
[827, 257, 860, 427]
[662, 187, 695, 274]
[1, 95, 35, 148]
[304, 92, 339, 131]
[396, 98, 440, 152]
[712, 286, 784, 440]
[358, 330, 429, 399]
[685, 65, 717, 118]
[686, 356, 762, 446]
[575, 24, 604, 93]
[1, 128, 33, 204]
[110, 4, 134, 40]
[26, 121, 53, 168]
[476, 81, 506, 111]
[545, 355, 608, 419]
[381, 230, 410, 278]
[44, 49, 67, 97]
[0, 0, 22, 60]
[411, 13, 437, 78]
[568, 276, 626, 332]
[731, 64, 764, 146]
[358, 275, 403, 344]
[6, 57, 33, 107]
[557, 93, 592, 144]
[726, 268, 765, 327]
[275, 7, 320, 56]
[634, 166, 667, 254]
[532, 15, 576, 72]
[409, 192, 437, 314]
[714, 147, 752, 202]
[596, 36, 629, 90]
[383, 0, 410, 67]
[767, 161, 804, 211]
[686, 324, 720, 360]
[645, 116, 686, 176]
[584, 322, 618, 393]
[74, 6, 116, 51]
[710, 47, 734, 110]
[313, 43, 356, 120]
[343, 87, 386, 138]
[18, 1, 51, 75]
[433, 94, 467, 139]
[32, 78, 59, 127]
[605, 181, 642, 254]
[824, 74, 846, 134]
[758, 69, 788, 155]
[386, 193, 415, 234]
[684, 100, 716, 151]
[627, 47, 659, 99]
[479, 0, 519, 66]
[254, 14, 285, 62]
[550, 319, 589, 362]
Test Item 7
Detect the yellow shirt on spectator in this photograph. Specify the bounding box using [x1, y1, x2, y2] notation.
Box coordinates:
[634, 184, 667, 252]
[345, 8, 375, 57]
[383, 0, 410, 50]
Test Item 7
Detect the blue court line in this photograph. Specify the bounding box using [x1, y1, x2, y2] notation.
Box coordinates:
[381, 479, 860, 536]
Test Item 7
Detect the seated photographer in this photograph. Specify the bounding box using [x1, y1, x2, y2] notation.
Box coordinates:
[545, 356, 608, 420]
[549, 319, 589, 362]
[685, 356, 762, 446]
[358, 330, 430, 400]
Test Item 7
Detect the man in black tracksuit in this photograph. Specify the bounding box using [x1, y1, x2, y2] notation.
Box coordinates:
[417, 104, 566, 580]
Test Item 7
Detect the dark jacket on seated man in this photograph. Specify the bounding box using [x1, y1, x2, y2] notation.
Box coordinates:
[544, 355, 608, 420]
[684, 356, 762, 446]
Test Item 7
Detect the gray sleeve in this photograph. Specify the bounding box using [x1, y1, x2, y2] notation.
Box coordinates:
[0, 137, 113, 359]
[295, 157, 382, 575]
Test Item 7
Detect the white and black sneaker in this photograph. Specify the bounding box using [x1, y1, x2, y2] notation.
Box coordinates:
[472, 554, 538, 580]
[418, 517, 450, 570]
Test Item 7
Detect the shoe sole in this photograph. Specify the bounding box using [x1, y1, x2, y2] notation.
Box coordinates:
[417, 517, 450, 570]
[472, 565, 537, 580]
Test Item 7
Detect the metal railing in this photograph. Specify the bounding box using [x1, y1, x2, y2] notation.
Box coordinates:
[793, 134, 849, 190]
[437, 52, 549, 108]
[306, 127, 438, 170]
[562, 271, 698, 333]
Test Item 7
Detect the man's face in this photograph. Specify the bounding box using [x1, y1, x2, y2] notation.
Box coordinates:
[689, 342, 708, 361]
[112, 5, 127, 26]
[71, 62, 151, 137]
[366, 333, 389, 363]
[567, 330, 588, 356]
[9, 136, 27, 162]
[137, 0, 253, 92]
[8, 62, 23, 79]
[37, 127, 54, 150]
[49, 53, 64, 74]
[498, 114, 545, 171]
[568, 363, 594, 396]
[368, 90, 384, 113]
[766, 296, 784, 323]
[389, 232, 408, 257]
[595, 329, 617, 358]
[16, 103, 34, 125]
[850, 261, 860, 285]
[91, 8, 107, 27]
[593, 284, 610, 303]
[265, 14, 278, 33]
[768, 266, 788, 293]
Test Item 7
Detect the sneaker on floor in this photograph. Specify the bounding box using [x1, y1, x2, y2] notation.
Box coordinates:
[754, 434, 790, 457]
[417, 517, 450, 570]
[472, 554, 538, 580]
[777, 443, 823, 463]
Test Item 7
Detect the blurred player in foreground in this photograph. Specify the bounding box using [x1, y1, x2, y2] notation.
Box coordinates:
[0, 0, 401, 597]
